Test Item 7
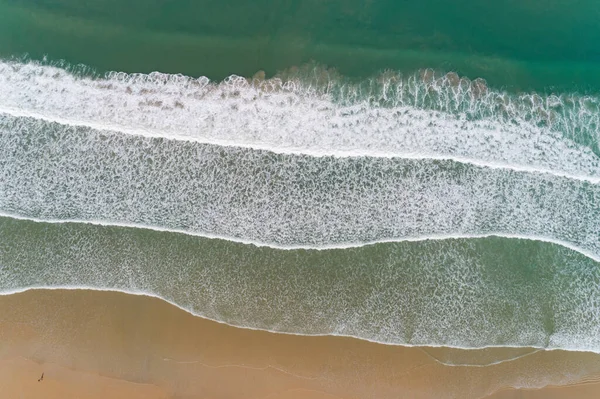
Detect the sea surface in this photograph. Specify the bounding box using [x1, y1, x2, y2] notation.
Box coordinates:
[1, 0, 600, 357]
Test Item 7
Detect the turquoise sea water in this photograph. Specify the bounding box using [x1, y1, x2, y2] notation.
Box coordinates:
[2, 0, 600, 91]
[1, 0, 600, 357]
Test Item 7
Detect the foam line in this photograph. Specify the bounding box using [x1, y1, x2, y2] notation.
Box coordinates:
[1, 212, 599, 263]
[2, 115, 600, 262]
[420, 348, 542, 368]
[1, 106, 599, 184]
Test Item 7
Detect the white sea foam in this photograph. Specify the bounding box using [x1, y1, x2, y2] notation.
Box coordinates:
[0, 60, 599, 183]
[1, 114, 599, 258]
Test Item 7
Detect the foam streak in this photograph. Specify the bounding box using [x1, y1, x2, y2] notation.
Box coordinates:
[2, 115, 599, 260]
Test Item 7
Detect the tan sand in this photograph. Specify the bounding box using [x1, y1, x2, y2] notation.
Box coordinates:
[487, 382, 600, 399]
[0, 356, 169, 399]
[1, 289, 600, 399]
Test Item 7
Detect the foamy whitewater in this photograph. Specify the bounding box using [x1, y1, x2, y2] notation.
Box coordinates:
[1, 60, 599, 182]
[1, 60, 600, 351]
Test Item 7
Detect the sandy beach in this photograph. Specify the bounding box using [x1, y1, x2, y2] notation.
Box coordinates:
[0, 289, 598, 398]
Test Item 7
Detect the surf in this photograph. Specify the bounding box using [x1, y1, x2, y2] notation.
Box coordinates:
[2, 113, 600, 258]
[1, 60, 599, 183]
[3, 58, 600, 354]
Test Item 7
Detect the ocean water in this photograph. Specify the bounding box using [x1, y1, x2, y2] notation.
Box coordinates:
[1, 0, 600, 358]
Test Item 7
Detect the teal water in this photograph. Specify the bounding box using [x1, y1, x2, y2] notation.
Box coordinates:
[1, 0, 600, 356]
[1, 0, 600, 91]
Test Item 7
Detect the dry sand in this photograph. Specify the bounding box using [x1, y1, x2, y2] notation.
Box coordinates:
[0, 289, 599, 399]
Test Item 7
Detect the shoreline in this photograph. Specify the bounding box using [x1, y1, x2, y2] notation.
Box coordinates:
[1, 285, 599, 356]
[2, 289, 600, 398]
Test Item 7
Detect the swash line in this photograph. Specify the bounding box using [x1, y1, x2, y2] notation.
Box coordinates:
[162, 358, 321, 381]
[1, 106, 599, 185]
[419, 348, 542, 368]
[1, 211, 599, 263]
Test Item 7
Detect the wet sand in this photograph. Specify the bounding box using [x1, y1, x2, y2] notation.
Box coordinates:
[1, 289, 600, 399]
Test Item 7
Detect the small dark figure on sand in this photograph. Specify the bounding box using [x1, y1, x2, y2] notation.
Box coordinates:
[38, 372, 44, 382]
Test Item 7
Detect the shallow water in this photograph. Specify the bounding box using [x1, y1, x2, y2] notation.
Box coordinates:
[2, 217, 600, 351]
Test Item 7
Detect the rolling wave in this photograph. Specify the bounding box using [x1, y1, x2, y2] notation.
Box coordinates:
[1, 60, 599, 182]
[3, 106, 599, 185]
[1, 216, 599, 351]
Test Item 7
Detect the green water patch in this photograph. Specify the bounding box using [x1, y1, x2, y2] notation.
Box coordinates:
[2, 0, 600, 92]
[1, 216, 599, 350]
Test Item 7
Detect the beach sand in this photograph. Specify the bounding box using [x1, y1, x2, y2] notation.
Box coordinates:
[1, 289, 599, 399]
